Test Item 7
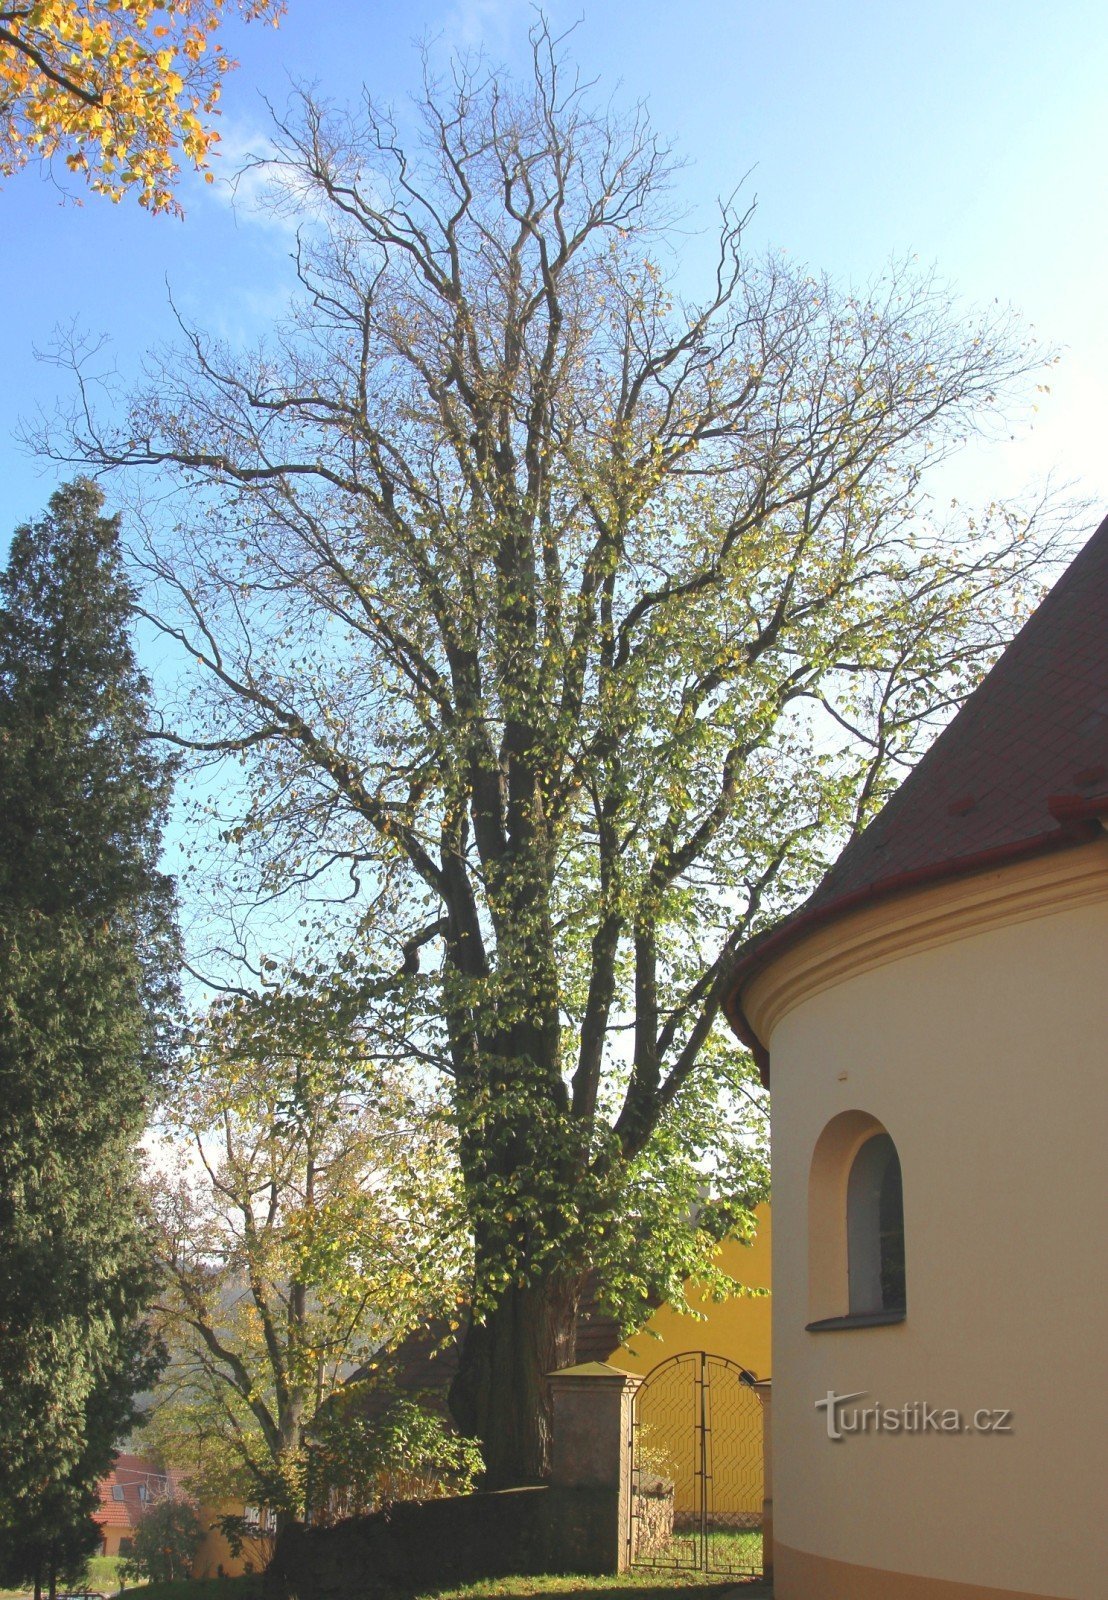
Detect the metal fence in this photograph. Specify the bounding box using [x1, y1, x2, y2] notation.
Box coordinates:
[627, 1351, 764, 1578]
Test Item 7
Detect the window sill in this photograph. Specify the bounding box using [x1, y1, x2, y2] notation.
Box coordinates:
[806, 1310, 906, 1332]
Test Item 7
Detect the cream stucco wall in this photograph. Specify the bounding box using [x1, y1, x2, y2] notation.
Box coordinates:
[749, 841, 1108, 1600]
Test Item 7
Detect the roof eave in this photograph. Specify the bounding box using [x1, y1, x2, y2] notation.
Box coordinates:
[724, 794, 1108, 1086]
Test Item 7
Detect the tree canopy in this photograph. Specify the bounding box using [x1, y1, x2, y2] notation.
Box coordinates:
[0, 0, 282, 213]
[0, 482, 178, 1564]
[50, 26, 1067, 1483]
[147, 986, 465, 1518]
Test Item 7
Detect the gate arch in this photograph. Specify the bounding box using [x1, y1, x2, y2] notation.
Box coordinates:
[627, 1350, 765, 1577]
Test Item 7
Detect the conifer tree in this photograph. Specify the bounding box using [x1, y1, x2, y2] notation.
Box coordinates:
[0, 481, 178, 1580]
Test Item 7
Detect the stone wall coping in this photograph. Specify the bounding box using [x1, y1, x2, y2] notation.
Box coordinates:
[547, 1360, 643, 1386]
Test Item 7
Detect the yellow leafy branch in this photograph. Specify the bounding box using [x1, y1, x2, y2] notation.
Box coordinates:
[0, 0, 284, 214]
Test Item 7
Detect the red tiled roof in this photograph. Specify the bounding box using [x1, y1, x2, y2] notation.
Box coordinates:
[94, 1455, 171, 1531]
[95, 1498, 132, 1532]
[725, 508, 1108, 1070]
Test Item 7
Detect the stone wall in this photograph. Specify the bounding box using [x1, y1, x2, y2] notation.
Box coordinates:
[264, 1488, 553, 1600]
[264, 1361, 652, 1597]
[630, 1472, 675, 1560]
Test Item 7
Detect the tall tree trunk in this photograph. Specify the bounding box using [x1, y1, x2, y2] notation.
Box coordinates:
[450, 1270, 579, 1487]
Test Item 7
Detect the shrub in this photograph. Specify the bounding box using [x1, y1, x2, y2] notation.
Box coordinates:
[122, 1498, 202, 1584]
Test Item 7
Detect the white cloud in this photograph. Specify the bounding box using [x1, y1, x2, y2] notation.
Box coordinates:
[443, 0, 534, 52]
[203, 119, 320, 237]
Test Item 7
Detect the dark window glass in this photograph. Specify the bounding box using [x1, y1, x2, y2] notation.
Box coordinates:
[847, 1132, 906, 1315]
[879, 1146, 906, 1311]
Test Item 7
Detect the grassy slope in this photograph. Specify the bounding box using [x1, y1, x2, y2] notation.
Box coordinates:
[104, 1574, 764, 1600]
[416, 1577, 751, 1598]
[119, 1582, 261, 1600]
[86, 1556, 125, 1591]
[4, 1561, 769, 1600]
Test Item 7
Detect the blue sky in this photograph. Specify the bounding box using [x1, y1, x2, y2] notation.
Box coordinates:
[3, 0, 1107, 541]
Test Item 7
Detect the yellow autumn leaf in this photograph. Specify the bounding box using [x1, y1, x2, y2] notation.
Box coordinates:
[0, 0, 285, 214]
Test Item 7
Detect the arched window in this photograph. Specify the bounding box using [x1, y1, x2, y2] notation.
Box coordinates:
[808, 1110, 907, 1329]
[847, 1132, 906, 1315]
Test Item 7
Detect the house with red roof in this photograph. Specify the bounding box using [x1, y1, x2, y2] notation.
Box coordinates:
[725, 512, 1108, 1599]
[93, 1456, 173, 1559]
[94, 1455, 273, 1579]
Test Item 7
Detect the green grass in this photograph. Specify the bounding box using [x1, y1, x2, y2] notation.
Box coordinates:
[107, 1576, 756, 1600]
[1, 1553, 129, 1599]
[630, 1528, 763, 1581]
[414, 1574, 762, 1600]
[2, 1563, 767, 1600]
[85, 1556, 125, 1592]
[20, 1575, 762, 1600]
[2, 1554, 768, 1600]
[0, 1555, 767, 1600]
[707, 1531, 762, 1575]
[120, 1581, 261, 1600]
[0, 1581, 259, 1600]
[0, 1556, 124, 1600]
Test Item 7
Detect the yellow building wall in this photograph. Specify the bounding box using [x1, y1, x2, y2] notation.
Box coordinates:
[612, 1203, 772, 1380]
[746, 842, 1108, 1600]
[98, 1527, 129, 1559]
[611, 1203, 772, 1524]
[191, 1505, 273, 1580]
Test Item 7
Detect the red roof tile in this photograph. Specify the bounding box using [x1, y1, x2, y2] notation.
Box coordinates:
[94, 1456, 171, 1531]
[726, 508, 1108, 1068]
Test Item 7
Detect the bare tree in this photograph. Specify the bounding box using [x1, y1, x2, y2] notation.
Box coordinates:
[46, 23, 1068, 1483]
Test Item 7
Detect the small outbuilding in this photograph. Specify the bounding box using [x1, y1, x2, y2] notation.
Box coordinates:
[725, 512, 1108, 1600]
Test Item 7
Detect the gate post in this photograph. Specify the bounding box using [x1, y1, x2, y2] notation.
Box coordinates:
[547, 1361, 643, 1574]
[754, 1379, 773, 1584]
